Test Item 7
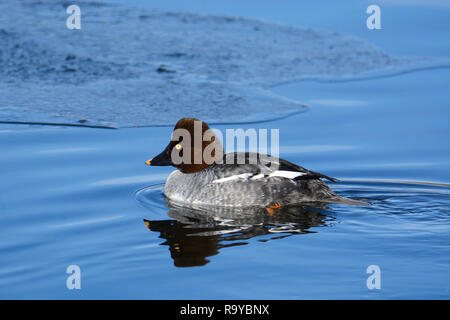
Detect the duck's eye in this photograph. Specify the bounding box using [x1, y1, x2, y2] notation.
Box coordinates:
[175, 144, 182, 150]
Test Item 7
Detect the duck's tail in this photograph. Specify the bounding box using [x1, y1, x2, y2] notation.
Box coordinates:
[330, 195, 369, 206]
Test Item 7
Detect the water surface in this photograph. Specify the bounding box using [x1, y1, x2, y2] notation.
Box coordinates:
[0, 0, 449, 300]
[1, 67, 449, 299]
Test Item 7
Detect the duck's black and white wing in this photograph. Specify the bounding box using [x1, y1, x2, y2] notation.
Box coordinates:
[213, 152, 337, 182]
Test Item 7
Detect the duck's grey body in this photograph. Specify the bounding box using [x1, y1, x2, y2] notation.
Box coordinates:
[164, 152, 357, 208]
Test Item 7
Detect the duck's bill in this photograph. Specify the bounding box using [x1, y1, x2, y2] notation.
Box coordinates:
[146, 145, 172, 166]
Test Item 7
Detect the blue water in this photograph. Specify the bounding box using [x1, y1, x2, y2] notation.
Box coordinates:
[0, 0, 449, 299]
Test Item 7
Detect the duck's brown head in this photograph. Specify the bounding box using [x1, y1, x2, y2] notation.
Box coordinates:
[145, 118, 223, 173]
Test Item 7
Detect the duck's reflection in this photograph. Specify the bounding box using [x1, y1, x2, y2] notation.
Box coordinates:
[144, 201, 333, 267]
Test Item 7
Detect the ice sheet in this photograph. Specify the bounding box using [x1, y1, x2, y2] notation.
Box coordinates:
[0, 0, 442, 127]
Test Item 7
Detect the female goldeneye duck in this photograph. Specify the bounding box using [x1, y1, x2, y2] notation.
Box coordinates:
[146, 118, 364, 210]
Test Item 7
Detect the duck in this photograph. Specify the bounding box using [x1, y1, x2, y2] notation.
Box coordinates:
[145, 118, 363, 211]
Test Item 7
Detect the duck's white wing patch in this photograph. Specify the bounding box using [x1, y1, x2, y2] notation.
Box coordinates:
[213, 170, 306, 183]
[250, 173, 265, 180]
[268, 170, 306, 179]
[213, 173, 253, 183]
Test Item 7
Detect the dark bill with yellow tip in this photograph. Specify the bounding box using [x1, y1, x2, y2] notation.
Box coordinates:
[146, 144, 173, 166]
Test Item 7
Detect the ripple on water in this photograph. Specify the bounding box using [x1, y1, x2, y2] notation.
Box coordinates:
[135, 179, 450, 267]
